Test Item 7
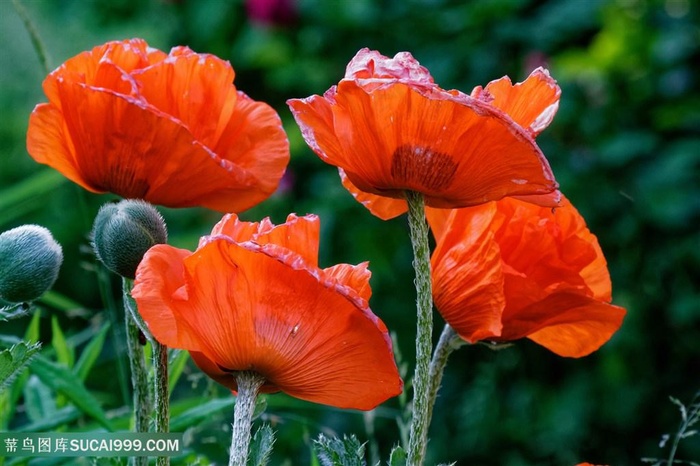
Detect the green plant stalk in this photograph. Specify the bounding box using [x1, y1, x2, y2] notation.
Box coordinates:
[666, 390, 700, 466]
[123, 280, 150, 466]
[229, 371, 265, 466]
[122, 278, 171, 465]
[11, 0, 52, 74]
[426, 324, 464, 429]
[363, 409, 380, 466]
[405, 190, 433, 466]
[153, 340, 170, 466]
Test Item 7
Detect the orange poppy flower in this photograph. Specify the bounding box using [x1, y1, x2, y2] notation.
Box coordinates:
[288, 48, 560, 220]
[27, 39, 289, 212]
[428, 196, 626, 357]
[131, 213, 402, 410]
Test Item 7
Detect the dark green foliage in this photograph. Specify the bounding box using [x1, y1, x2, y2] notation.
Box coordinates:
[388, 445, 407, 466]
[314, 434, 366, 466]
[0, 0, 698, 464]
[248, 424, 276, 466]
[0, 341, 41, 392]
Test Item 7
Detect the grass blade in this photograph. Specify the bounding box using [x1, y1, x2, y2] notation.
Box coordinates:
[30, 355, 113, 431]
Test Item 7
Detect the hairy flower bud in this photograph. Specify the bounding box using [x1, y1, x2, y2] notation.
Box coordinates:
[0, 225, 63, 304]
[92, 200, 168, 279]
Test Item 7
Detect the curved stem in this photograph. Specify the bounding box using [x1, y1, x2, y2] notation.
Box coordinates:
[11, 0, 52, 74]
[229, 371, 265, 466]
[122, 278, 150, 338]
[426, 324, 464, 429]
[405, 191, 433, 466]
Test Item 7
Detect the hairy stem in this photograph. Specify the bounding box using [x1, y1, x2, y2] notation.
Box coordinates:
[153, 340, 170, 466]
[123, 278, 171, 466]
[426, 324, 464, 428]
[123, 279, 150, 466]
[405, 190, 433, 466]
[229, 371, 265, 466]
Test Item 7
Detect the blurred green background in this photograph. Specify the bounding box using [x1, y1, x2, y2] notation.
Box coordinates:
[1, 0, 698, 464]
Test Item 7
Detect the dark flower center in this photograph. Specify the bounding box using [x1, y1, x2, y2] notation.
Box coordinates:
[390, 144, 457, 191]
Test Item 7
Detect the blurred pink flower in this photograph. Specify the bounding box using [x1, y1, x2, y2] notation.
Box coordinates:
[246, 0, 297, 26]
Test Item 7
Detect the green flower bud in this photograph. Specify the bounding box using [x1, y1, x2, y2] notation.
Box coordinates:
[0, 225, 63, 304]
[91, 200, 168, 279]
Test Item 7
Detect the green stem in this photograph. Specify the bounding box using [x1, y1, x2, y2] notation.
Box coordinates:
[154, 340, 170, 466]
[363, 410, 380, 466]
[426, 324, 464, 429]
[11, 0, 52, 74]
[666, 390, 700, 466]
[123, 278, 171, 465]
[123, 279, 150, 466]
[405, 190, 433, 466]
[229, 371, 265, 466]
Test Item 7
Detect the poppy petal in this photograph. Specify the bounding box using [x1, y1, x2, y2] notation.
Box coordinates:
[429, 205, 505, 342]
[317, 81, 558, 208]
[287, 93, 345, 165]
[159, 237, 400, 409]
[339, 169, 408, 220]
[26, 104, 84, 189]
[131, 245, 199, 350]
[205, 91, 290, 207]
[289, 49, 560, 218]
[133, 48, 239, 149]
[42, 39, 152, 107]
[28, 39, 289, 213]
[207, 213, 320, 267]
[493, 197, 607, 302]
[430, 194, 624, 356]
[424, 206, 452, 241]
[472, 67, 561, 136]
[512, 190, 562, 208]
[499, 292, 626, 357]
[322, 261, 372, 302]
[188, 350, 282, 395]
[344, 48, 435, 89]
[207, 214, 270, 243]
[48, 80, 267, 211]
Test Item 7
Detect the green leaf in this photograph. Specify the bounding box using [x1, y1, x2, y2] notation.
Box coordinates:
[38, 290, 84, 313]
[0, 303, 31, 320]
[24, 308, 41, 342]
[51, 315, 74, 368]
[14, 406, 81, 432]
[0, 341, 42, 392]
[253, 395, 268, 420]
[10, 311, 43, 408]
[388, 445, 407, 466]
[170, 397, 235, 431]
[248, 424, 276, 466]
[23, 374, 56, 422]
[314, 434, 366, 466]
[29, 355, 113, 430]
[168, 349, 189, 394]
[0, 169, 67, 228]
[74, 322, 110, 382]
